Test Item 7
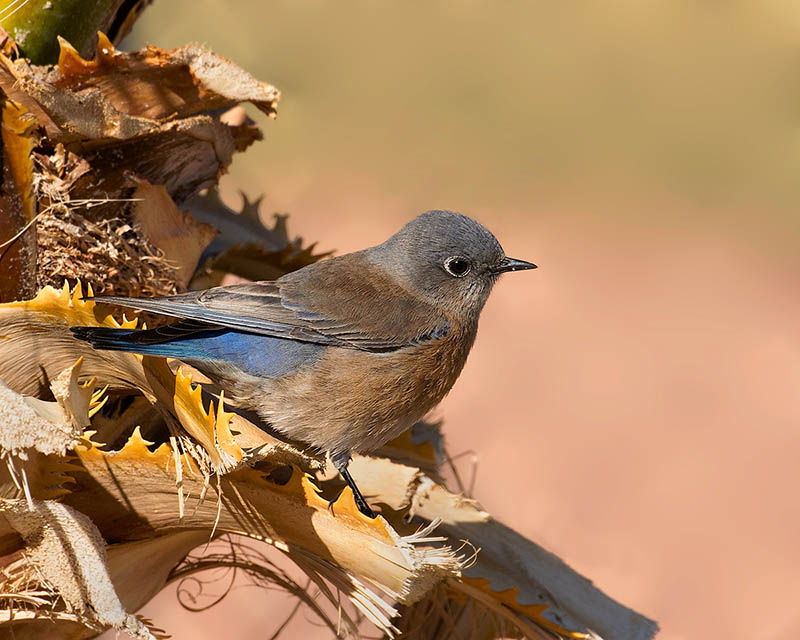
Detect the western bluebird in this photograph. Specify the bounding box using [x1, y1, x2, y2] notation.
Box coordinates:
[72, 210, 536, 517]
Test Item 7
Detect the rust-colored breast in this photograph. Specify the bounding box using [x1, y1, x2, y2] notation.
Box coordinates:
[258, 317, 477, 457]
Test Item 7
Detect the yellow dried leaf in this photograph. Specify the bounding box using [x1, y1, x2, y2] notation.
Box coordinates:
[173, 368, 242, 471]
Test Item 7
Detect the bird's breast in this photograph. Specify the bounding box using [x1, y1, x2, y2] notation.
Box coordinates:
[258, 322, 477, 455]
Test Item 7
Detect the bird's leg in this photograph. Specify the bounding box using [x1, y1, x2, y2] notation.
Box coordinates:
[339, 465, 376, 519]
[330, 453, 376, 519]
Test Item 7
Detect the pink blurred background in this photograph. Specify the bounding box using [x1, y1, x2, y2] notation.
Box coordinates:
[106, 3, 800, 638]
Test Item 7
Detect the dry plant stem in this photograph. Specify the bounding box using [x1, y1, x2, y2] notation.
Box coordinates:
[0, 100, 37, 301]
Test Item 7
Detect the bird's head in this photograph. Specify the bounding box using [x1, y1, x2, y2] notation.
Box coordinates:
[374, 210, 537, 317]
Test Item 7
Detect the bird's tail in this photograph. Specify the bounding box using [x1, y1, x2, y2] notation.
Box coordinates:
[70, 325, 215, 359]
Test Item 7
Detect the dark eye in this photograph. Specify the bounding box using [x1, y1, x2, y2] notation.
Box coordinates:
[444, 256, 471, 277]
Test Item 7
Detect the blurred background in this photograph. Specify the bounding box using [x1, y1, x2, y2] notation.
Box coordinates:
[120, 2, 800, 638]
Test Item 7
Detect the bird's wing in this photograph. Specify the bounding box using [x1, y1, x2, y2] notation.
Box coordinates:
[89, 258, 450, 352]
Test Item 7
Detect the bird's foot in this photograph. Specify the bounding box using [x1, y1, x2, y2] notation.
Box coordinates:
[351, 491, 376, 519]
[327, 489, 376, 519]
[330, 453, 378, 518]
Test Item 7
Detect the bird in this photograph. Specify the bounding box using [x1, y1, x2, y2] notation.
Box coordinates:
[71, 210, 536, 517]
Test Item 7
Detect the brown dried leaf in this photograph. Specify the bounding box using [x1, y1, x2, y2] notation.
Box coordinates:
[0, 58, 62, 140]
[0, 35, 277, 144]
[186, 190, 280, 249]
[57, 33, 279, 121]
[198, 242, 323, 284]
[131, 181, 217, 287]
[15, 68, 157, 141]
[33, 143, 91, 197]
[68, 115, 236, 203]
[0, 36, 275, 207]
[221, 105, 264, 152]
[187, 192, 331, 286]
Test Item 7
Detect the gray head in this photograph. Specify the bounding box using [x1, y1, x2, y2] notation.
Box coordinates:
[371, 210, 536, 316]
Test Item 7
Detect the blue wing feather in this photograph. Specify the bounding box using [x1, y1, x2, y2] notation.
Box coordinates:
[72, 324, 324, 378]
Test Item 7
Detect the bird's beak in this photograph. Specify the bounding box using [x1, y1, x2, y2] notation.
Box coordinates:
[493, 257, 538, 274]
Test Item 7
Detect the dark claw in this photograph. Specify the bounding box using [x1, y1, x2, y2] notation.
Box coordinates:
[327, 488, 376, 518]
[337, 462, 377, 518]
[350, 490, 377, 519]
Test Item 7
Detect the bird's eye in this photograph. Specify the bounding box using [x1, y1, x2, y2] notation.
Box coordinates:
[444, 256, 471, 277]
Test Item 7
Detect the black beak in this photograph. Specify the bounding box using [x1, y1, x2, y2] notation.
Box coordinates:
[493, 257, 538, 274]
